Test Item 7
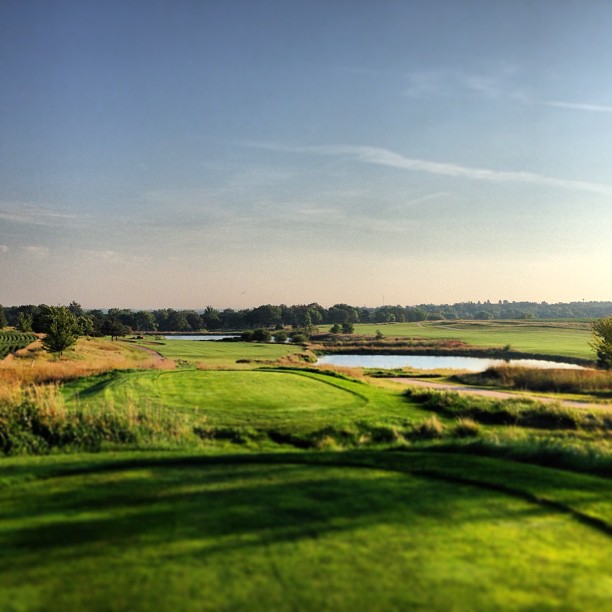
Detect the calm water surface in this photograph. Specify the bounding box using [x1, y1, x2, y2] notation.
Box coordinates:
[317, 354, 583, 372]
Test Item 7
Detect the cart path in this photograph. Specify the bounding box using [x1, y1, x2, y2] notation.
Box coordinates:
[389, 378, 610, 410]
[120, 340, 165, 361]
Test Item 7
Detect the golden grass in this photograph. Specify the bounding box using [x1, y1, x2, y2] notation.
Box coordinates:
[0, 337, 175, 387]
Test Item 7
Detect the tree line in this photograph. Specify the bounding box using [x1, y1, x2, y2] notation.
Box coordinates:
[1, 300, 611, 335]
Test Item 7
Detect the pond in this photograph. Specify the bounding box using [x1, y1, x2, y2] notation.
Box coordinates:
[164, 335, 239, 341]
[316, 354, 584, 372]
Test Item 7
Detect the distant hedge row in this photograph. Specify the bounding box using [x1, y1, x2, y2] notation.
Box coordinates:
[0, 332, 37, 360]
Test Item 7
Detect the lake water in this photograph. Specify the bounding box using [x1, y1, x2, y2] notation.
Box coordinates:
[164, 335, 239, 341]
[316, 354, 584, 372]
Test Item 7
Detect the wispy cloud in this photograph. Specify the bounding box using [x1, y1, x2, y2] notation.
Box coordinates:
[545, 100, 612, 113]
[22, 245, 49, 258]
[402, 65, 523, 100]
[252, 143, 612, 198]
[81, 249, 119, 260]
[0, 245, 8, 254]
[0, 203, 77, 226]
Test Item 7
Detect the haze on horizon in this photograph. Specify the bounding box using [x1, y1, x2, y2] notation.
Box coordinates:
[1, 0, 611, 310]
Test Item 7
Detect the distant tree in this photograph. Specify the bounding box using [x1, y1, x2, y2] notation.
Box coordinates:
[592, 316, 612, 369]
[251, 328, 272, 342]
[67, 301, 84, 316]
[330, 323, 341, 334]
[0, 305, 7, 329]
[184, 310, 203, 331]
[77, 314, 95, 336]
[101, 318, 131, 341]
[166, 310, 191, 332]
[203, 306, 222, 330]
[341, 322, 354, 334]
[133, 310, 158, 332]
[273, 330, 288, 343]
[248, 305, 282, 328]
[41, 306, 80, 357]
[33, 305, 54, 333]
[16, 312, 33, 332]
[375, 329, 384, 340]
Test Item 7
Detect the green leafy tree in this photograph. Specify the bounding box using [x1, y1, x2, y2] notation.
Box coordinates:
[591, 316, 612, 369]
[101, 318, 131, 341]
[41, 306, 80, 357]
[0, 305, 8, 329]
[273, 330, 288, 343]
[16, 312, 34, 332]
[251, 328, 272, 342]
[341, 322, 354, 334]
[203, 306, 222, 330]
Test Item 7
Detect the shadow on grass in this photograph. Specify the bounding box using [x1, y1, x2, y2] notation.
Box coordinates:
[2, 452, 611, 568]
[1, 458, 556, 572]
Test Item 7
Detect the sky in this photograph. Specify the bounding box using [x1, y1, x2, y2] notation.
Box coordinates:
[1, 0, 611, 309]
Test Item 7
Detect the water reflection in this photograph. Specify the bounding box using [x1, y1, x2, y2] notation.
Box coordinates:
[317, 354, 584, 372]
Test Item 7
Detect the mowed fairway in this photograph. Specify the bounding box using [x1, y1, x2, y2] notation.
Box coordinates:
[131, 339, 306, 367]
[0, 452, 610, 611]
[353, 321, 593, 360]
[63, 369, 415, 431]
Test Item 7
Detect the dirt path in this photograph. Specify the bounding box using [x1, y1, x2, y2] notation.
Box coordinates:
[389, 378, 610, 410]
[120, 341, 165, 361]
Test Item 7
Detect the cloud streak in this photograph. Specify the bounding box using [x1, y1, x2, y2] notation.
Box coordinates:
[254, 143, 612, 198]
[0, 203, 77, 226]
[545, 100, 612, 113]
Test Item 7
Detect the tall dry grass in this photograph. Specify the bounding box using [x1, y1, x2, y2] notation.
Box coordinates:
[463, 366, 612, 394]
[0, 337, 175, 387]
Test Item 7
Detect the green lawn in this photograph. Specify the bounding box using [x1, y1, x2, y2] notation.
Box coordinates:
[0, 451, 610, 611]
[130, 338, 306, 366]
[62, 369, 421, 433]
[353, 321, 593, 360]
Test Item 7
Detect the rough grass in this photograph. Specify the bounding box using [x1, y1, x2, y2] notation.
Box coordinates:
[0, 336, 170, 387]
[405, 387, 612, 431]
[459, 365, 612, 395]
[0, 385, 204, 455]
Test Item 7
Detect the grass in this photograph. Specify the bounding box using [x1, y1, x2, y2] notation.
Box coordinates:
[0, 336, 160, 387]
[126, 337, 311, 367]
[0, 450, 610, 611]
[61, 368, 424, 440]
[458, 365, 612, 395]
[1, 330, 611, 609]
[352, 321, 594, 360]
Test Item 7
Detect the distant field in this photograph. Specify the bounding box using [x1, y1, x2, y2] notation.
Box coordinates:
[0, 331, 37, 360]
[0, 451, 610, 611]
[128, 338, 306, 367]
[353, 321, 593, 360]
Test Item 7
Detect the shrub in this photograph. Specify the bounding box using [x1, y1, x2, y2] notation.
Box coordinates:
[251, 328, 272, 342]
[273, 331, 288, 343]
[410, 416, 445, 439]
[453, 418, 481, 438]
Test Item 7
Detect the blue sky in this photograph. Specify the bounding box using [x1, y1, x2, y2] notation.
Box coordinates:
[1, 0, 611, 308]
